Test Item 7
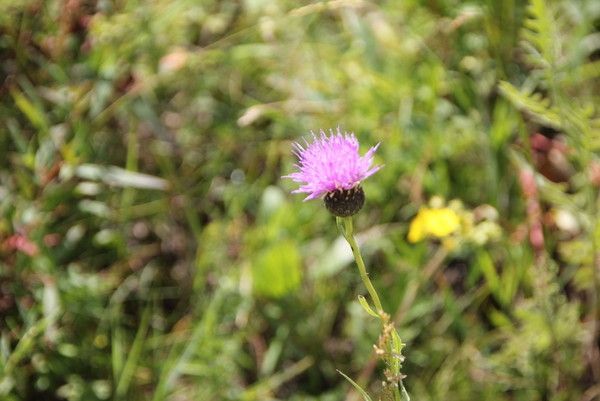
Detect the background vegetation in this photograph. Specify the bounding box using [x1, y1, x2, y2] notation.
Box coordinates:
[1, 0, 599, 400]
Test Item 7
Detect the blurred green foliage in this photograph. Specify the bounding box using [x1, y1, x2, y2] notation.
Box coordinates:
[1, 0, 599, 400]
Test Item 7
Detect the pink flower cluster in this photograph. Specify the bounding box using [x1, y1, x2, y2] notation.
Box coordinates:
[284, 128, 381, 200]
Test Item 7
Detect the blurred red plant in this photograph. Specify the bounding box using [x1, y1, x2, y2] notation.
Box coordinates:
[4, 234, 39, 256]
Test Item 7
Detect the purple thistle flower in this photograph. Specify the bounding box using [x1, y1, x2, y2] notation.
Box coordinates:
[284, 128, 381, 216]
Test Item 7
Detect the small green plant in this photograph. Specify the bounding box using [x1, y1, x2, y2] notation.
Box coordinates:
[499, 0, 600, 394]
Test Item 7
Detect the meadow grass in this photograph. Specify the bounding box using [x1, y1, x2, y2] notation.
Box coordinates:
[1, 0, 599, 400]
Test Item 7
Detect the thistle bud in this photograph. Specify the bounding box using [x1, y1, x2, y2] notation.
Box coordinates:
[324, 186, 365, 217]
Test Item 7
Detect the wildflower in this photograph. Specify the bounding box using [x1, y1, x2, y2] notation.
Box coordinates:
[4, 234, 39, 256]
[285, 129, 409, 398]
[284, 128, 381, 217]
[408, 206, 460, 243]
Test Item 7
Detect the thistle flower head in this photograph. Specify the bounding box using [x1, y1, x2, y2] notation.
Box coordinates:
[284, 128, 381, 202]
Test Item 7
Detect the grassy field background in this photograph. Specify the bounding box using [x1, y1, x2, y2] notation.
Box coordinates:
[1, 0, 600, 400]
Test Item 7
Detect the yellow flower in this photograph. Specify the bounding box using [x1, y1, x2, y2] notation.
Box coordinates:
[408, 207, 461, 243]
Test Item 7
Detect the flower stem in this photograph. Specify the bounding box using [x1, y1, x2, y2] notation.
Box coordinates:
[339, 217, 383, 313]
[337, 216, 408, 401]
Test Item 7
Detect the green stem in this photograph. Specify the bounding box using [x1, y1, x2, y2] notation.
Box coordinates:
[337, 216, 409, 401]
[339, 217, 384, 313]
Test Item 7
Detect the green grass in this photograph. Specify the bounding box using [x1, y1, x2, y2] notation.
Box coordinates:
[1, 0, 599, 400]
